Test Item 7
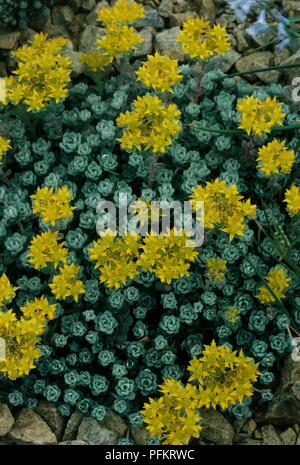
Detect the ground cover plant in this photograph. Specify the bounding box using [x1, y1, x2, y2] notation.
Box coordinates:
[0, 0, 300, 445]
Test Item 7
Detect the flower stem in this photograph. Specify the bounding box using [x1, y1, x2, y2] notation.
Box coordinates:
[223, 63, 300, 79]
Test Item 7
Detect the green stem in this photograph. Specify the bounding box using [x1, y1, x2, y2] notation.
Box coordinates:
[236, 244, 298, 328]
[223, 63, 300, 79]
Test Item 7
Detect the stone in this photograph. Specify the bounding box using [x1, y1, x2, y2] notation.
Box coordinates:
[279, 428, 297, 445]
[254, 429, 263, 440]
[206, 49, 241, 72]
[0, 405, 14, 437]
[131, 426, 148, 445]
[134, 28, 153, 57]
[79, 26, 105, 52]
[155, 27, 184, 60]
[282, 49, 300, 82]
[43, 24, 71, 40]
[200, 409, 235, 445]
[258, 358, 300, 425]
[81, 0, 97, 11]
[8, 409, 57, 445]
[242, 419, 257, 436]
[238, 439, 262, 445]
[0, 31, 20, 50]
[59, 440, 89, 445]
[135, 6, 164, 29]
[169, 11, 198, 27]
[64, 41, 84, 77]
[274, 47, 290, 65]
[52, 5, 75, 29]
[36, 401, 65, 441]
[217, 14, 236, 29]
[98, 410, 127, 437]
[62, 411, 84, 441]
[283, 0, 300, 15]
[85, 1, 109, 26]
[235, 25, 249, 52]
[194, 0, 216, 21]
[261, 425, 282, 445]
[77, 417, 118, 445]
[158, 0, 173, 18]
[235, 52, 279, 83]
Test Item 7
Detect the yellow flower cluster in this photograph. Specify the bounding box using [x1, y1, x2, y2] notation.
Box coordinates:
[89, 231, 142, 289]
[142, 379, 202, 445]
[136, 53, 183, 93]
[190, 178, 256, 240]
[50, 263, 85, 302]
[4, 33, 71, 112]
[257, 139, 295, 176]
[140, 230, 198, 284]
[117, 94, 181, 153]
[237, 96, 286, 136]
[28, 230, 68, 270]
[188, 340, 260, 410]
[224, 306, 241, 325]
[284, 185, 300, 216]
[96, 0, 144, 61]
[0, 296, 56, 380]
[256, 267, 291, 304]
[79, 51, 113, 72]
[177, 17, 231, 60]
[205, 257, 227, 282]
[31, 185, 75, 226]
[0, 136, 11, 164]
[0, 274, 18, 307]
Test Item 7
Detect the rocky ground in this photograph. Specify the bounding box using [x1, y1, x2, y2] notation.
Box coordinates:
[0, 0, 300, 446]
[0, 356, 299, 445]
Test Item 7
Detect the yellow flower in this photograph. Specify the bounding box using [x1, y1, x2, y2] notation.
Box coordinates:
[98, 0, 144, 26]
[0, 274, 18, 307]
[4, 33, 71, 111]
[28, 230, 68, 270]
[97, 23, 143, 60]
[79, 51, 113, 72]
[31, 185, 75, 226]
[177, 17, 230, 60]
[237, 96, 286, 136]
[142, 379, 202, 445]
[188, 340, 260, 410]
[20, 296, 56, 324]
[256, 267, 291, 304]
[50, 263, 85, 302]
[284, 184, 300, 216]
[0, 136, 11, 164]
[205, 257, 227, 282]
[139, 229, 198, 284]
[89, 231, 142, 289]
[257, 139, 295, 176]
[224, 306, 240, 325]
[136, 53, 183, 92]
[116, 94, 181, 153]
[190, 178, 256, 240]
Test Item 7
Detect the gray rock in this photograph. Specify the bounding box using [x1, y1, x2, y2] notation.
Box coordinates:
[200, 409, 235, 445]
[217, 14, 236, 29]
[134, 28, 153, 57]
[206, 49, 241, 72]
[136, 6, 164, 29]
[79, 26, 105, 52]
[261, 425, 282, 445]
[52, 5, 75, 28]
[36, 401, 65, 441]
[235, 52, 279, 83]
[62, 411, 84, 441]
[131, 426, 148, 445]
[8, 409, 57, 445]
[279, 427, 297, 445]
[283, 0, 300, 16]
[43, 24, 71, 40]
[158, 0, 173, 18]
[64, 41, 84, 77]
[254, 429, 263, 440]
[85, 1, 109, 26]
[81, 0, 97, 11]
[98, 410, 127, 437]
[59, 440, 89, 445]
[282, 50, 300, 83]
[77, 417, 118, 445]
[194, 0, 216, 21]
[0, 31, 20, 50]
[238, 439, 262, 445]
[258, 357, 300, 425]
[242, 419, 257, 436]
[0, 405, 14, 437]
[169, 11, 198, 27]
[235, 25, 249, 52]
[155, 27, 184, 60]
